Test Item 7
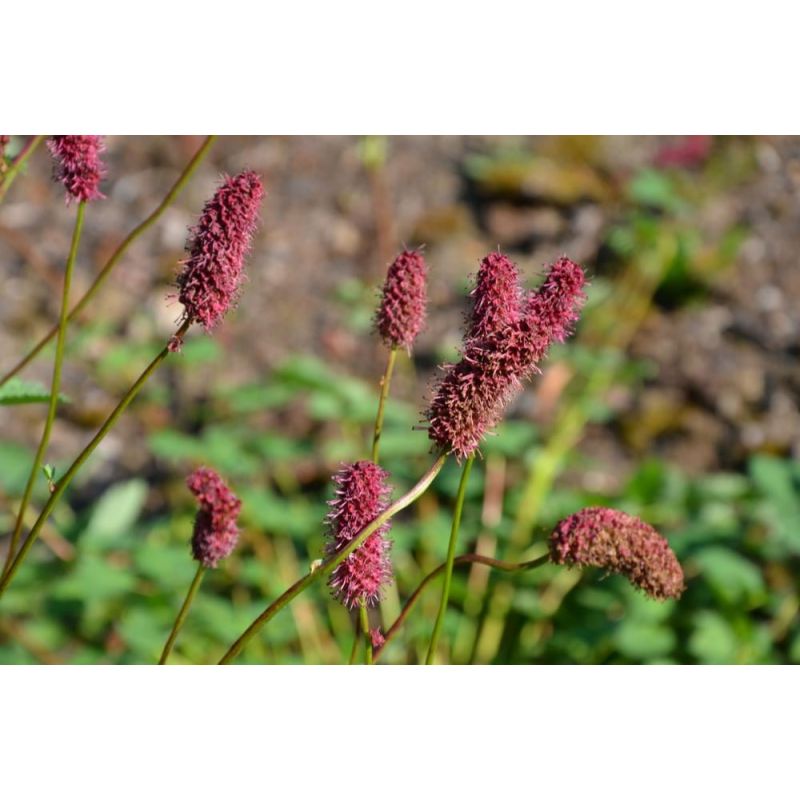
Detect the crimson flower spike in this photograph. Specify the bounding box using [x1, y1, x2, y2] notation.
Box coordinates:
[426, 255, 586, 460]
[467, 251, 525, 341]
[187, 467, 242, 568]
[549, 507, 685, 600]
[375, 248, 428, 350]
[324, 461, 394, 609]
[47, 136, 106, 203]
[173, 170, 264, 341]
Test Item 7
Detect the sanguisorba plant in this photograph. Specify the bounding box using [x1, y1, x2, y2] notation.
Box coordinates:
[1, 138, 685, 664]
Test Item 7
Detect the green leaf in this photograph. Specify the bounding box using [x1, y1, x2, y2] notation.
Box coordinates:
[0, 377, 69, 406]
[82, 479, 149, 549]
[614, 621, 676, 660]
[692, 547, 766, 605]
[52, 556, 137, 602]
[688, 611, 738, 664]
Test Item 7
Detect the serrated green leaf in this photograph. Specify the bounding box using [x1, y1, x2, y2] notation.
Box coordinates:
[0, 377, 70, 406]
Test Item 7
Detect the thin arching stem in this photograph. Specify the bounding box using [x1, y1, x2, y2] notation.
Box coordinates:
[426, 454, 475, 664]
[218, 454, 448, 664]
[0, 135, 45, 203]
[0, 135, 216, 389]
[0, 320, 191, 598]
[3, 202, 85, 579]
[158, 564, 207, 664]
[374, 553, 549, 663]
[370, 345, 397, 463]
[359, 602, 372, 665]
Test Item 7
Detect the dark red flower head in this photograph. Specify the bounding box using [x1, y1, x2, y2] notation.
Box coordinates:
[549, 507, 685, 600]
[467, 251, 524, 341]
[375, 249, 428, 350]
[175, 170, 264, 332]
[426, 255, 586, 460]
[47, 136, 106, 203]
[325, 460, 393, 609]
[186, 467, 242, 568]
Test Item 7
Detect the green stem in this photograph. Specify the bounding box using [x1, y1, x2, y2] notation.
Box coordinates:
[218, 453, 448, 664]
[0, 135, 45, 203]
[158, 564, 206, 664]
[0, 320, 191, 598]
[374, 553, 549, 662]
[0, 135, 216, 389]
[426, 454, 474, 664]
[359, 602, 372, 665]
[370, 346, 397, 462]
[348, 625, 361, 664]
[2, 202, 85, 579]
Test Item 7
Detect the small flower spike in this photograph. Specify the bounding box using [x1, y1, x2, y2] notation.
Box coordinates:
[187, 467, 242, 569]
[47, 136, 106, 203]
[175, 170, 264, 333]
[375, 248, 428, 350]
[467, 251, 525, 341]
[549, 507, 685, 600]
[325, 461, 393, 609]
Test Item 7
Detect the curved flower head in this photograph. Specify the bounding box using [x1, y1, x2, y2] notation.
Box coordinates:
[467, 251, 524, 341]
[187, 467, 242, 568]
[47, 136, 106, 203]
[324, 460, 393, 609]
[375, 248, 428, 350]
[426, 255, 586, 460]
[175, 170, 264, 333]
[549, 507, 685, 600]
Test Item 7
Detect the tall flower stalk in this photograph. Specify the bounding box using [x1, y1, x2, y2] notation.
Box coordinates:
[1, 203, 86, 578]
[0, 136, 216, 389]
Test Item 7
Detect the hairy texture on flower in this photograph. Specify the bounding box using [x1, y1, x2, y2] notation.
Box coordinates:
[324, 461, 393, 609]
[47, 136, 106, 203]
[187, 467, 242, 569]
[176, 170, 264, 332]
[375, 249, 428, 349]
[467, 251, 524, 341]
[549, 507, 685, 600]
[426, 256, 586, 460]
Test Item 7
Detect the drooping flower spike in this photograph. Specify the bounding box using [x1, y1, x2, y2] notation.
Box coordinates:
[375, 248, 428, 350]
[324, 461, 393, 609]
[187, 467, 242, 569]
[426, 255, 586, 460]
[549, 506, 685, 600]
[47, 136, 106, 203]
[175, 170, 264, 334]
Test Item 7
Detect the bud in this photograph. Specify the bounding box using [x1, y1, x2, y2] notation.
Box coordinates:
[325, 461, 393, 609]
[47, 136, 106, 203]
[187, 467, 242, 568]
[549, 507, 685, 600]
[175, 170, 264, 333]
[375, 249, 428, 350]
[426, 255, 586, 460]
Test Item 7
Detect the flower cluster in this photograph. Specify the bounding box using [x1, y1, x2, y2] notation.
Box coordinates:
[549, 506, 685, 600]
[187, 467, 242, 569]
[375, 248, 428, 350]
[324, 461, 393, 609]
[426, 254, 586, 460]
[175, 170, 264, 333]
[47, 136, 106, 203]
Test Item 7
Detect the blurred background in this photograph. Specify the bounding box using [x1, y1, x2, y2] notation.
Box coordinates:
[0, 135, 798, 664]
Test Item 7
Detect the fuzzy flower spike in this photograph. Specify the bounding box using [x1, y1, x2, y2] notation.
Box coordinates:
[426, 255, 586, 460]
[375, 248, 428, 350]
[549, 507, 685, 600]
[187, 467, 242, 568]
[175, 170, 264, 336]
[324, 461, 393, 609]
[467, 251, 525, 341]
[47, 136, 106, 203]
